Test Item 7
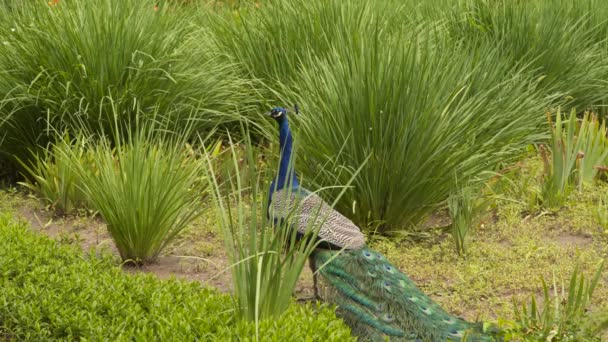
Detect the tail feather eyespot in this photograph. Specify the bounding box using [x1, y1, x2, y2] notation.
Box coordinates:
[443, 317, 455, 324]
[448, 330, 464, 338]
[381, 313, 395, 323]
[382, 280, 392, 292]
[420, 306, 432, 315]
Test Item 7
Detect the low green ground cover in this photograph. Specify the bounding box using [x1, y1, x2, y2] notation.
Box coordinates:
[0, 212, 354, 341]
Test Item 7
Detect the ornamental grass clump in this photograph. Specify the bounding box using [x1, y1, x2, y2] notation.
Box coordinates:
[445, 0, 608, 110]
[62, 117, 206, 264]
[202, 125, 356, 338]
[204, 0, 551, 232]
[205, 0, 407, 97]
[289, 28, 547, 233]
[0, 0, 249, 168]
[202, 130, 315, 325]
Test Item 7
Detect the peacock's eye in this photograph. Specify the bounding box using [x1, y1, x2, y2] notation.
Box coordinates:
[270, 109, 283, 117]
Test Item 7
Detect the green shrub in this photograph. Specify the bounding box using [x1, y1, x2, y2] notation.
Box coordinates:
[210, 0, 555, 233]
[0, 0, 250, 167]
[60, 119, 206, 264]
[203, 0, 608, 232]
[290, 28, 546, 232]
[0, 212, 355, 341]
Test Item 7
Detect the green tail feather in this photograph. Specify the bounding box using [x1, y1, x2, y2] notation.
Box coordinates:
[312, 247, 499, 342]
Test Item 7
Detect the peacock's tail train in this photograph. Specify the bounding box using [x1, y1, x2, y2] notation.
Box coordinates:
[312, 247, 498, 342]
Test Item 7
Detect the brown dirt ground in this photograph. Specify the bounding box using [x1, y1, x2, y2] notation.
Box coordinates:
[12, 196, 317, 300]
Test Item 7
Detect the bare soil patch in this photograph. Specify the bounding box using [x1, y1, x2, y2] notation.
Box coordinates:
[554, 233, 593, 247]
[11, 198, 315, 299]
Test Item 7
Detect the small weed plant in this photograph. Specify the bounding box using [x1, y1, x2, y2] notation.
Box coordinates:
[18, 133, 93, 215]
[540, 109, 579, 208]
[540, 109, 608, 208]
[508, 261, 606, 341]
[448, 185, 489, 256]
[576, 112, 608, 186]
[596, 197, 608, 234]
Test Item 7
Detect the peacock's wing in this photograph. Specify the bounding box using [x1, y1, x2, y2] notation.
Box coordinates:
[312, 247, 497, 342]
[270, 187, 366, 249]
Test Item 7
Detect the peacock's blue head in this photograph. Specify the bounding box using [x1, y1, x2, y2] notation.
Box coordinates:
[267, 105, 299, 124]
[268, 107, 288, 122]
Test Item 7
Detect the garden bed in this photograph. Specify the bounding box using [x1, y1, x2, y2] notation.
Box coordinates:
[1, 178, 606, 323]
[0, 209, 353, 341]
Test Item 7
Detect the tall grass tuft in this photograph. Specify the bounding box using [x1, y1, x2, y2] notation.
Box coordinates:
[18, 133, 93, 215]
[289, 28, 547, 232]
[0, 0, 250, 167]
[61, 115, 206, 264]
[205, 0, 408, 97]
[445, 0, 608, 110]
[448, 185, 488, 256]
[511, 261, 605, 340]
[202, 130, 309, 324]
[202, 125, 351, 336]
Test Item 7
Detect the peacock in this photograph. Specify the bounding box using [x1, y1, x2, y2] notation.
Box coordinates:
[266, 106, 498, 341]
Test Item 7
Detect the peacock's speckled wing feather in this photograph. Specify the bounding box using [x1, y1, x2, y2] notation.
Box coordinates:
[270, 187, 366, 250]
[312, 247, 497, 342]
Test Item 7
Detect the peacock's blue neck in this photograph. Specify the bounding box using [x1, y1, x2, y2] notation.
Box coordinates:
[271, 119, 299, 194]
